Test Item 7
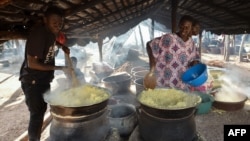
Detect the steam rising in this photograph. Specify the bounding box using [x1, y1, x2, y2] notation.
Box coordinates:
[215, 65, 250, 102]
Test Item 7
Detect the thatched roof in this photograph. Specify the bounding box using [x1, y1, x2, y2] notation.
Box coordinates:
[0, 0, 250, 46]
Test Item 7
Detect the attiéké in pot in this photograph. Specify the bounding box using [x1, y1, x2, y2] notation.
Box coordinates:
[137, 88, 201, 118]
[44, 84, 111, 141]
[137, 88, 201, 141]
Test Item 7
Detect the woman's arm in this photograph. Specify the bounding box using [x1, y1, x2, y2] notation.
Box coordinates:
[146, 41, 156, 69]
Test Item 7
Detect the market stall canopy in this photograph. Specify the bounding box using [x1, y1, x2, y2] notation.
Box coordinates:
[0, 0, 250, 46]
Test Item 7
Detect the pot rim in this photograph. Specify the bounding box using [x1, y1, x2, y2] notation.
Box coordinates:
[48, 97, 110, 108]
[108, 103, 136, 119]
[102, 73, 132, 83]
[51, 107, 107, 119]
[139, 108, 195, 120]
[133, 78, 143, 85]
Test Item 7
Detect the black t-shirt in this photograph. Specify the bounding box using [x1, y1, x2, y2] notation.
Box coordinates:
[19, 25, 56, 84]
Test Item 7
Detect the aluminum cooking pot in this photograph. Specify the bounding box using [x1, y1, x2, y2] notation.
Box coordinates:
[138, 108, 196, 141]
[49, 99, 109, 117]
[47, 86, 111, 117]
[137, 88, 201, 118]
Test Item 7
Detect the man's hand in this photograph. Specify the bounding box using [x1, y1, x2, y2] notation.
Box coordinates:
[56, 41, 70, 54]
[62, 45, 70, 54]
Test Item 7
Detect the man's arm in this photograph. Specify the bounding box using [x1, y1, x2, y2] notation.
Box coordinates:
[27, 55, 66, 71]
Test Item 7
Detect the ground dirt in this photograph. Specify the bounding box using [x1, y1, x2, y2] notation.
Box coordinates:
[0, 53, 250, 141]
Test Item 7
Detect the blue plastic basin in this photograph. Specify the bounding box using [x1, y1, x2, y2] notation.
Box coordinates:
[181, 63, 208, 87]
[193, 92, 214, 115]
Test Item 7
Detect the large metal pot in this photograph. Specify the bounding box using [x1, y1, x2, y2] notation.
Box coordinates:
[137, 88, 201, 119]
[138, 108, 196, 141]
[49, 108, 110, 141]
[47, 86, 111, 141]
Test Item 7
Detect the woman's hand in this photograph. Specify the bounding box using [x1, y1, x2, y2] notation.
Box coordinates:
[188, 59, 201, 67]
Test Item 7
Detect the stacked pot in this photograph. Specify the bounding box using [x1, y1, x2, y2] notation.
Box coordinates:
[130, 66, 149, 95]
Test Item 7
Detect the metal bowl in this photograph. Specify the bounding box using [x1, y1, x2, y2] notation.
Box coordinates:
[211, 89, 248, 111]
[102, 72, 132, 94]
[213, 96, 248, 111]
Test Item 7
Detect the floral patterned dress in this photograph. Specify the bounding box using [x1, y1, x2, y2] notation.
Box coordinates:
[149, 33, 197, 90]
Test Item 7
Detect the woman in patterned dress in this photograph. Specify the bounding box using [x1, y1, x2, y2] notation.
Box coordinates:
[146, 15, 199, 90]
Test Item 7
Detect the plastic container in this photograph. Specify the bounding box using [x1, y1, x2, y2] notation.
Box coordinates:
[181, 64, 208, 87]
[193, 92, 214, 114]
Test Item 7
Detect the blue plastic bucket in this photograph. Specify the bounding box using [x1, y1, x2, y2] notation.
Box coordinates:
[181, 64, 208, 87]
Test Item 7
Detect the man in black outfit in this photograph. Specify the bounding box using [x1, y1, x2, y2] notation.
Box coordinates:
[19, 6, 70, 141]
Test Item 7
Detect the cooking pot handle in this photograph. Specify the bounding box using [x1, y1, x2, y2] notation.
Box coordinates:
[107, 107, 112, 117]
[194, 108, 198, 116]
[135, 105, 141, 118]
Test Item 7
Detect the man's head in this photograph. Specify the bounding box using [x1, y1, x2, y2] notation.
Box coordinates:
[192, 19, 200, 36]
[43, 6, 64, 35]
[70, 57, 77, 68]
[178, 15, 194, 40]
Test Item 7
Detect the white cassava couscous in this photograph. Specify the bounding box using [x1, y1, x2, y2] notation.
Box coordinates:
[138, 89, 201, 109]
[44, 84, 110, 107]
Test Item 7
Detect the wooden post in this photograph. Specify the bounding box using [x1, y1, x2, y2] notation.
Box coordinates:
[150, 19, 155, 40]
[138, 25, 145, 56]
[97, 36, 103, 62]
[199, 31, 202, 58]
[224, 35, 230, 61]
[232, 35, 235, 54]
[171, 0, 178, 33]
[239, 34, 247, 62]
